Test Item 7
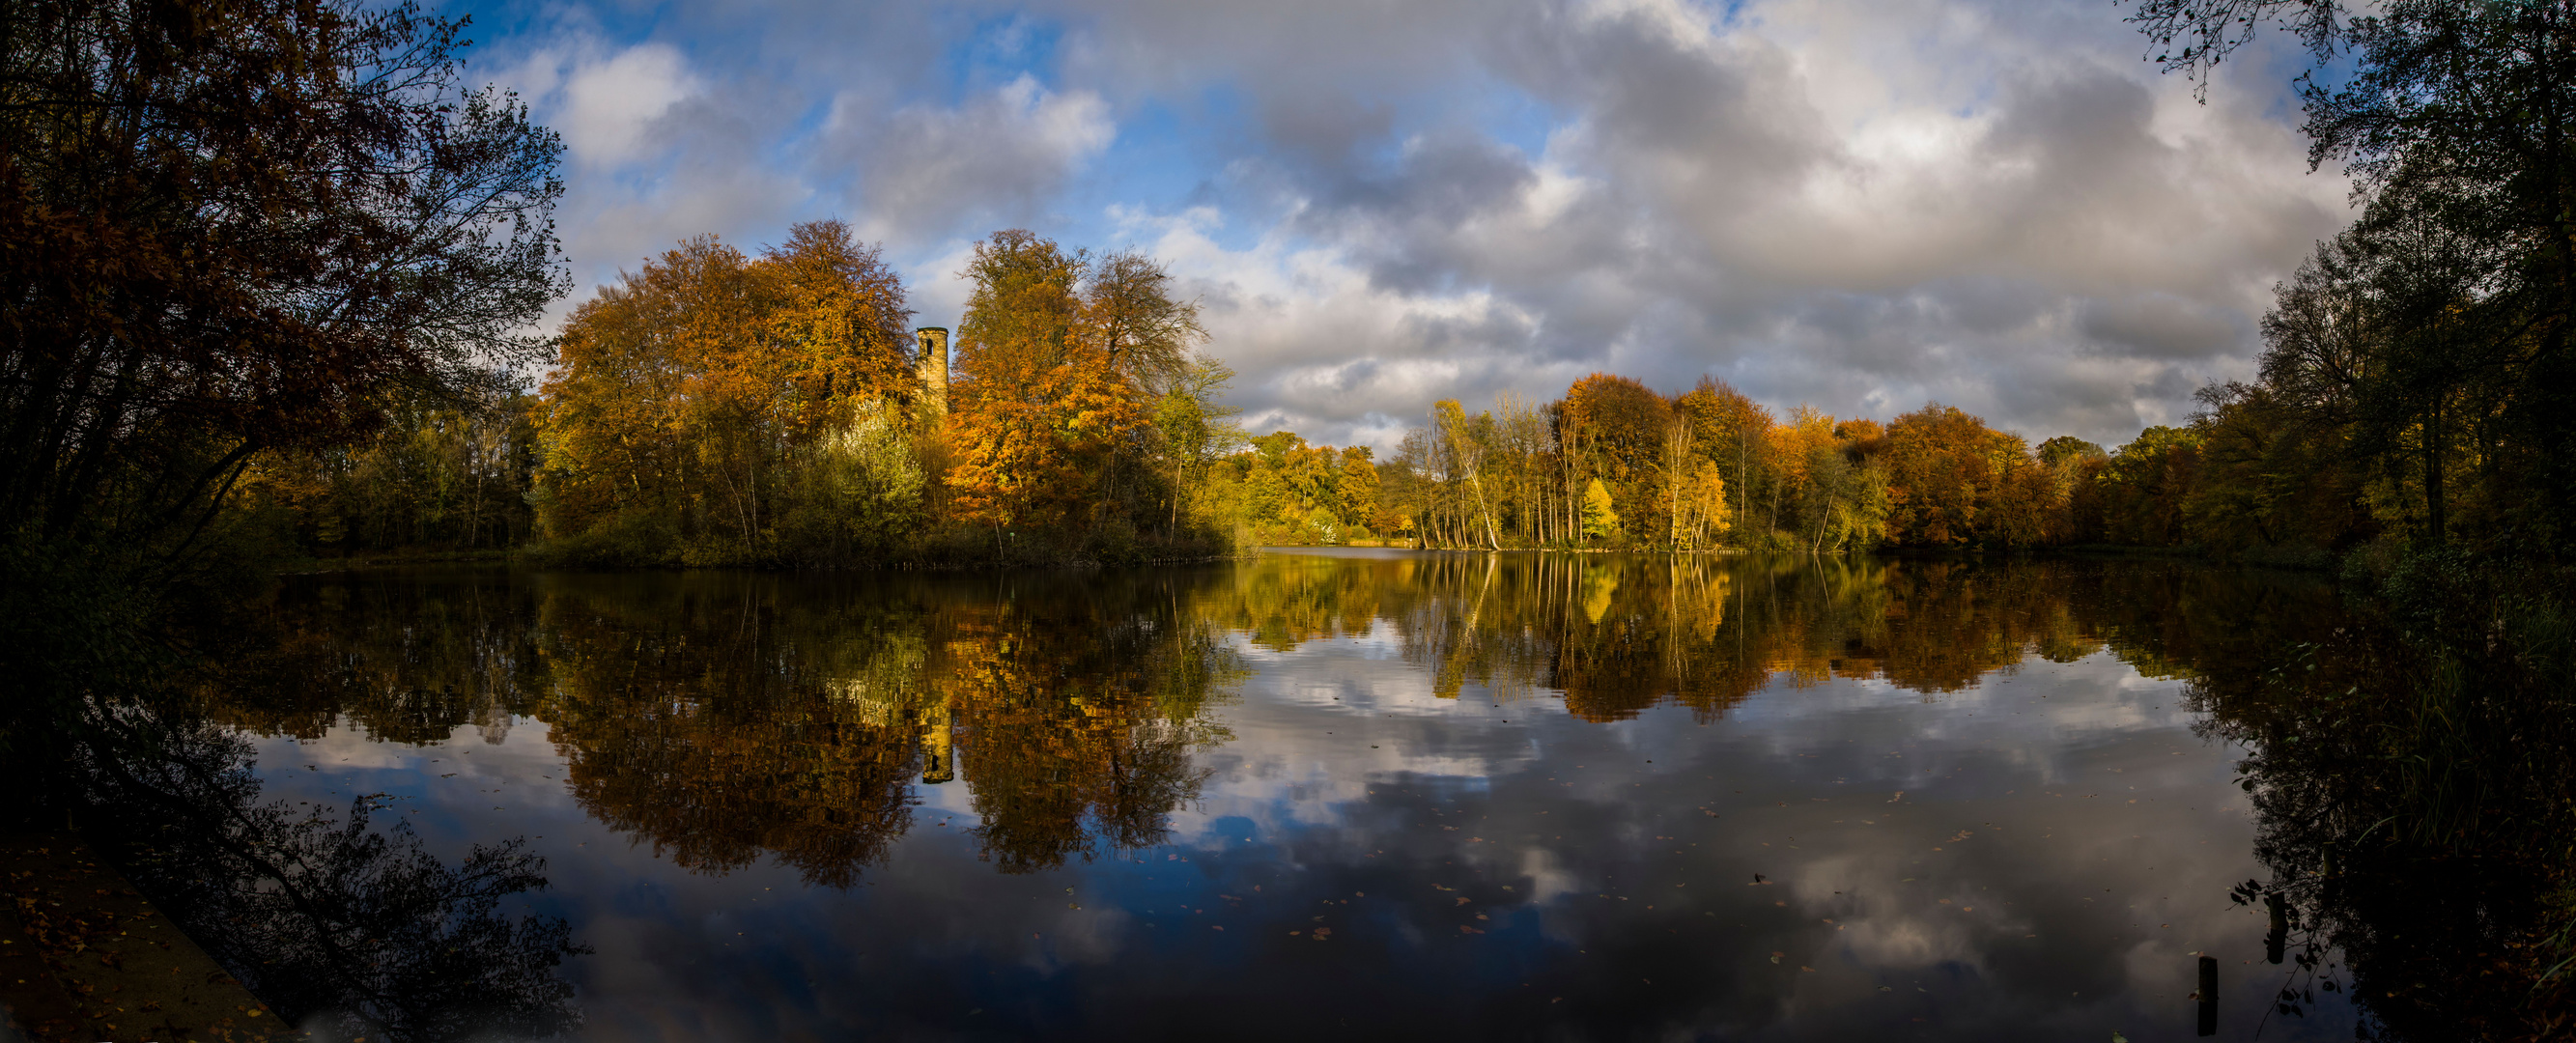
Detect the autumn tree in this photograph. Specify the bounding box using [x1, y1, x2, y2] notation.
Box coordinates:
[1670, 461, 1732, 551]
[1084, 250, 1206, 391]
[535, 224, 919, 565]
[1561, 374, 1677, 544]
[945, 231, 1146, 550]
[1800, 418, 1890, 552]
[1434, 400, 1503, 549]
[1150, 354, 1248, 532]
[1883, 404, 2046, 548]
[1581, 479, 1621, 541]
[1336, 448, 1382, 532]
[1488, 393, 1557, 544]
[1673, 378, 1778, 540]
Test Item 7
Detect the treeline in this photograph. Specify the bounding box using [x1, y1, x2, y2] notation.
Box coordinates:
[1215, 380, 2053, 552]
[261, 293, 2531, 563]
[1212, 4, 2576, 563]
[1225, 292, 2560, 558]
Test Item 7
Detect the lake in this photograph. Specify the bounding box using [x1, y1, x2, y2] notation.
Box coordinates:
[172, 550, 2367, 1040]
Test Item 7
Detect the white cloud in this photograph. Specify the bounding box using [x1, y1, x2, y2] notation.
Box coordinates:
[558, 43, 701, 168]
[497, 39, 703, 171]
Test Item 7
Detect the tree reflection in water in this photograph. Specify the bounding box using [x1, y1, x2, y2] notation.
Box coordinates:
[74, 712, 585, 1041]
[187, 553, 2572, 1037]
[2184, 562, 2576, 1041]
[206, 569, 1246, 887]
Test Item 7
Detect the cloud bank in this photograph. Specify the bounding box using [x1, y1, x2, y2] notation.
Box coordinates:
[460, 0, 2350, 449]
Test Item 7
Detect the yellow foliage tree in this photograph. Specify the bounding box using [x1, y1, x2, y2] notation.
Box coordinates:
[1581, 478, 1621, 540]
[1672, 460, 1732, 551]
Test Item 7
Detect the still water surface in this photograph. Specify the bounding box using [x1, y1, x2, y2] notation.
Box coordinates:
[207, 550, 2362, 1040]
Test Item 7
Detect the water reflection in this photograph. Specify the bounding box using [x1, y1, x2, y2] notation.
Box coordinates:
[2186, 609, 2569, 1041]
[73, 711, 585, 1041]
[206, 571, 1243, 888]
[184, 552, 2399, 1040]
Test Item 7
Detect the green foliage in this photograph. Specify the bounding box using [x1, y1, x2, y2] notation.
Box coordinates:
[774, 406, 928, 566]
[1193, 423, 1397, 547]
[1152, 355, 1250, 533]
[241, 392, 543, 557]
[2036, 437, 2106, 468]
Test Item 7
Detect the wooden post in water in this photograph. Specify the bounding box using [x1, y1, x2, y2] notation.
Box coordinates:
[2196, 955, 2219, 1036]
[2265, 891, 2288, 964]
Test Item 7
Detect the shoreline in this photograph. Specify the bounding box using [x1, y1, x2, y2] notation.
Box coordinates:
[0, 834, 295, 1042]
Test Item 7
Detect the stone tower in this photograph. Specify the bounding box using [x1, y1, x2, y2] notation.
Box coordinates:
[914, 326, 949, 418]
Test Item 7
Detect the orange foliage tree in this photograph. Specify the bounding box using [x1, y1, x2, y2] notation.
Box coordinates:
[1882, 403, 2054, 547]
[944, 231, 1147, 543]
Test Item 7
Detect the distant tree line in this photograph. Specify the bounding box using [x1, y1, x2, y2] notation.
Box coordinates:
[1211, 371, 2385, 559]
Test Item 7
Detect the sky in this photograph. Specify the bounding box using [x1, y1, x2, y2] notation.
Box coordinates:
[446, 0, 2354, 451]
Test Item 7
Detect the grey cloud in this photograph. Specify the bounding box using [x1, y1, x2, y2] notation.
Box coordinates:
[2078, 294, 2243, 360]
[1257, 93, 1396, 170]
[1540, 14, 1830, 205]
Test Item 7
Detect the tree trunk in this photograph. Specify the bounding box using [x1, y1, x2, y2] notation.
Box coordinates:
[2425, 399, 2447, 543]
[1470, 472, 1502, 550]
